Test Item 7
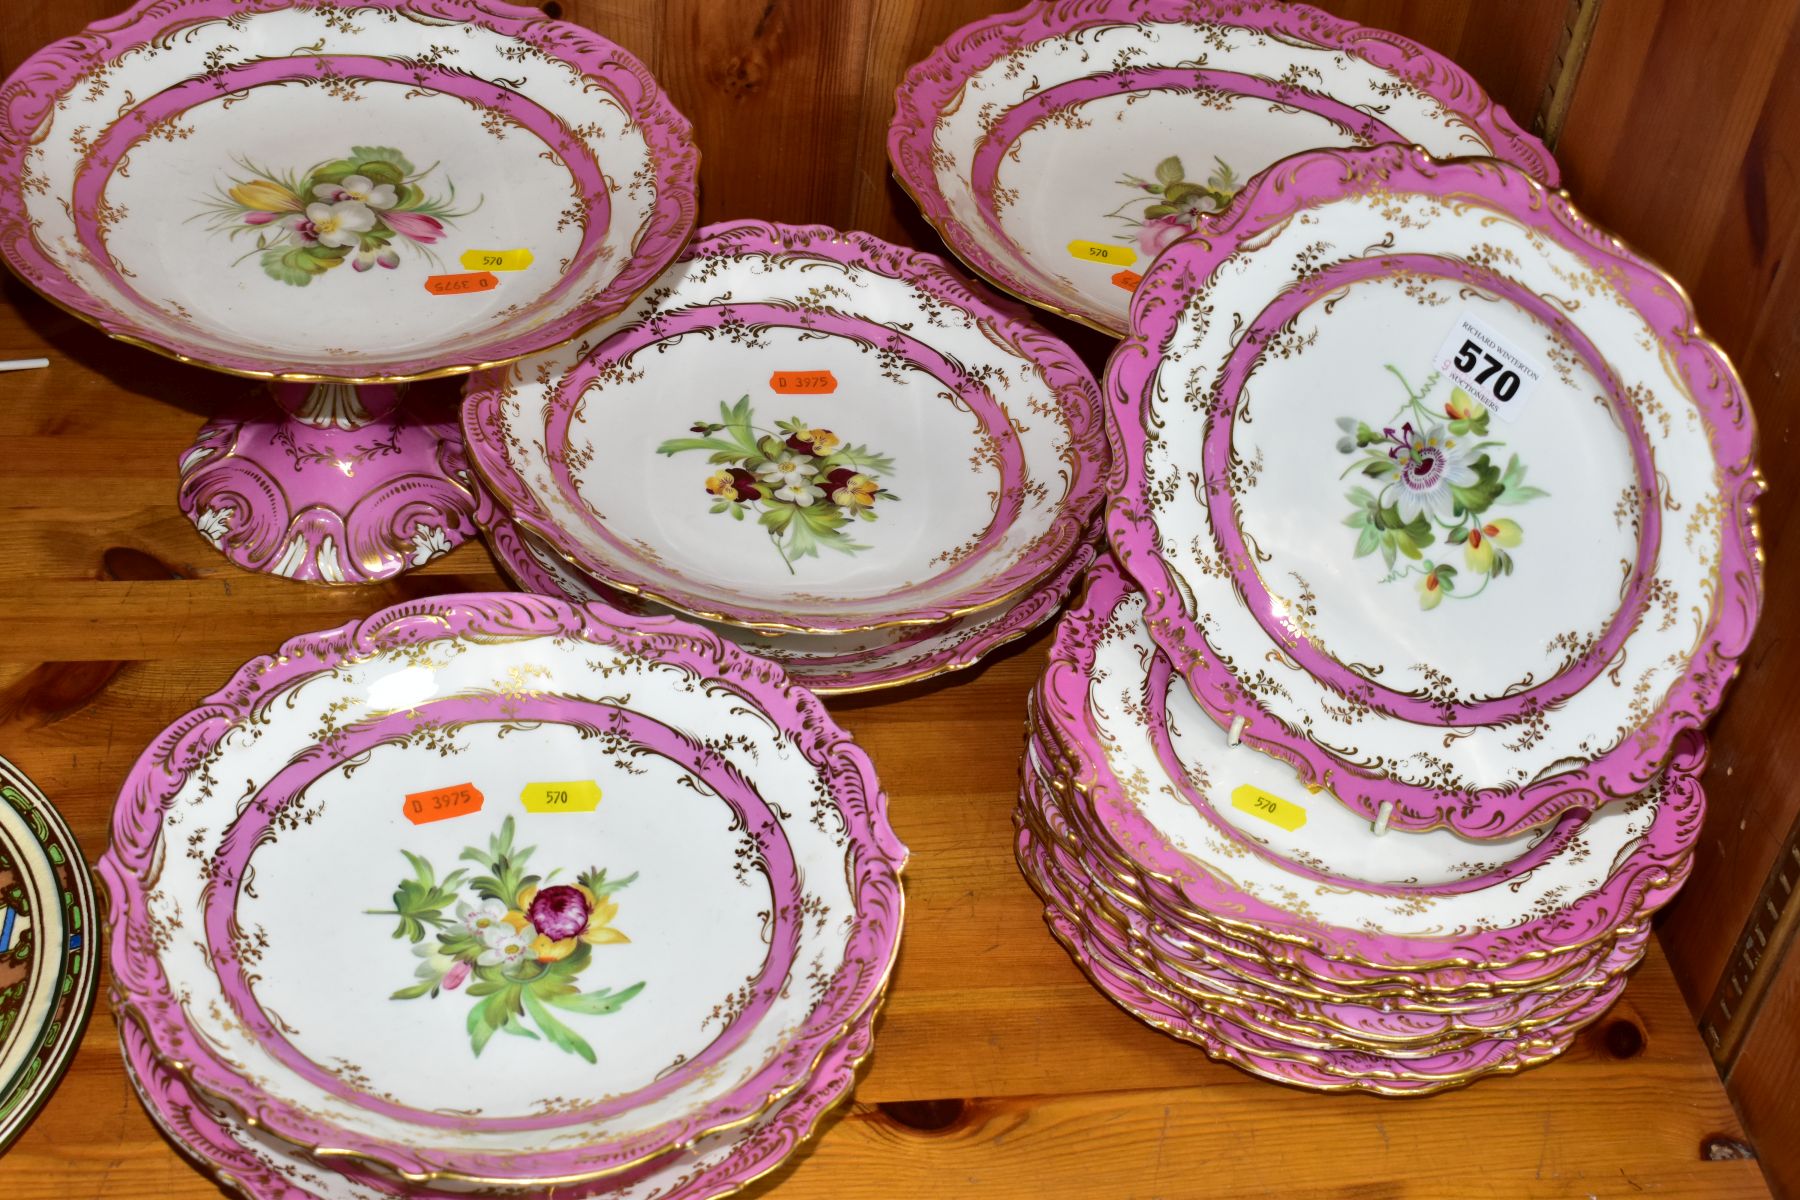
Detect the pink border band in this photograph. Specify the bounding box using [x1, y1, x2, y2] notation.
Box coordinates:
[533, 301, 1028, 607]
[1202, 250, 1661, 723]
[70, 55, 613, 344]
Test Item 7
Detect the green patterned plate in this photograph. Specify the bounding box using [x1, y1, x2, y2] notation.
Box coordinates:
[0, 755, 97, 1155]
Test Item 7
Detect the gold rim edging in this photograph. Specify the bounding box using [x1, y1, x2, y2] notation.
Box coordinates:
[1015, 783, 1643, 1046]
[1015, 741, 1641, 1009]
[1025, 891, 1601, 1099]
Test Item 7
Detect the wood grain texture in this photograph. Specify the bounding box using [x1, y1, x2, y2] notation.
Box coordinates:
[1555, 0, 1800, 1109]
[0, 0, 1779, 1195]
[1727, 937, 1800, 1200]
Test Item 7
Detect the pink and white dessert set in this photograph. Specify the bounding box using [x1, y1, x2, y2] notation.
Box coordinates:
[0, 0, 1765, 1194]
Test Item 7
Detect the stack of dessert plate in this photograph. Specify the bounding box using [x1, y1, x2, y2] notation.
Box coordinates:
[463, 220, 1108, 694]
[892, 3, 1765, 1091]
[1022, 556, 1706, 1095]
[1012, 141, 1760, 1093]
[102, 592, 906, 1197]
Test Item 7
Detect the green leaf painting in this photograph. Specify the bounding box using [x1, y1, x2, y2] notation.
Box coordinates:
[1110, 154, 1241, 256]
[193, 147, 481, 286]
[365, 816, 642, 1060]
[656, 397, 899, 574]
[1335, 369, 1545, 609]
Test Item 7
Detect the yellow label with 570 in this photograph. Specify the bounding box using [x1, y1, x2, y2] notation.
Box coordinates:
[520, 780, 602, 813]
[459, 248, 534, 272]
[1067, 239, 1137, 266]
[1230, 784, 1306, 832]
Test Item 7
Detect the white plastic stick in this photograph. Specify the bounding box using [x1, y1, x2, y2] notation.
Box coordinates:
[0, 358, 48, 372]
[1373, 800, 1394, 837]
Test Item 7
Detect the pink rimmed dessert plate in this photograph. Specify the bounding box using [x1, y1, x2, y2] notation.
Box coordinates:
[100, 593, 905, 1191]
[0, 0, 697, 582]
[1014, 815, 1643, 1096]
[1106, 144, 1760, 837]
[1021, 722, 1641, 1005]
[461, 219, 1107, 635]
[1029, 556, 1704, 990]
[889, 0, 1556, 335]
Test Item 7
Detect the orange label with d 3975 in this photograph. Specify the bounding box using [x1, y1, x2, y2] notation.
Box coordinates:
[424, 271, 498, 296]
[403, 783, 484, 825]
[769, 371, 837, 395]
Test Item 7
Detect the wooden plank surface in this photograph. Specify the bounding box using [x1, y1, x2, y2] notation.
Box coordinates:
[1554, 7, 1800, 1160]
[1729, 935, 1800, 1200]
